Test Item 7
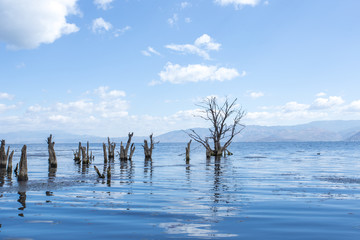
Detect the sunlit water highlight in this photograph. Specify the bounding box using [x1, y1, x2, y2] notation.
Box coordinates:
[1, 142, 360, 239]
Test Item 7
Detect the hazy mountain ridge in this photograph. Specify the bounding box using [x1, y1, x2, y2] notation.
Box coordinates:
[2, 120, 360, 143]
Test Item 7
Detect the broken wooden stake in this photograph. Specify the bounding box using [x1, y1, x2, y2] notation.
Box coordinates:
[0, 140, 7, 168]
[7, 150, 14, 174]
[185, 140, 192, 162]
[103, 143, 108, 163]
[47, 134, 57, 168]
[94, 166, 105, 178]
[18, 145, 28, 181]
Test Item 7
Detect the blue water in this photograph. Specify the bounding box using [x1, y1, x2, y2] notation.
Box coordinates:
[1, 142, 360, 239]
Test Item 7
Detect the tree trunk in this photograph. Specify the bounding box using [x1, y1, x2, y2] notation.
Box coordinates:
[129, 143, 135, 160]
[103, 143, 108, 163]
[107, 137, 116, 159]
[47, 134, 57, 168]
[7, 150, 14, 174]
[18, 145, 28, 181]
[143, 134, 155, 159]
[0, 140, 7, 168]
[185, 140, 191, 162]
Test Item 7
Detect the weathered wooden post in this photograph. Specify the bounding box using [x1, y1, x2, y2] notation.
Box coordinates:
[0, 140, 7, 168]
[143, 134, 155, 159]
[185, 140, 191, 162]
[107, 137, 116, 159]
[18, 145, 28, 181]
[47, 134, 57, 168]
[7, 150, 14, 174]
[81, 146, 87, 164]
[103, 143, 108, 163]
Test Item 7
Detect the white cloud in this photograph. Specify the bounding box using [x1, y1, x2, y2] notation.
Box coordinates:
[310, 96, 345, 110]
[0, 0, 80, 49]
[94, 0, 113, 10]
[214, 0, 260, 8]
[248, 91, 264, 99]
[0, 103, 16, 112]
[95, 86, 126, 99]
[168, 14, 178, 27]
[113, 26, 131, 37]
[283, 101, 309, 112]
[142, 46, 161, 57]
[157, 62, 243, 84]
[166, 34, 221, 60]
[92, 17, 112, 33]
[181, 2, 191, 9]
[346, 100, 360, 112]
[0, 92, 14, 100]
[185, 18, 192, 23]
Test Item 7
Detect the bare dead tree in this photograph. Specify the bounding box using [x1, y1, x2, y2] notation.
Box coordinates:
[187, 96, 245, 157]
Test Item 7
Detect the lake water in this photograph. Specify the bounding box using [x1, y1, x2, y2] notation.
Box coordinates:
[1, 142, 360, 239]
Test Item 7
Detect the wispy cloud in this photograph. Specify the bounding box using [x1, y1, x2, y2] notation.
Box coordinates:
[214, 0, 261, 9]
[92, 17, 112, 33]
[248, 91, 264, 99]
[113, 26, 131, 37]
[244, 95, 359, 126]
[168, 14, 178, 27]
[152, 62, 244, 85]
[166, 34, 221, 60]
[94, 0, 114, 10]
[0, 92, 14, 100]
[180, 2, 191, 9]
[142, 47, 161, 57]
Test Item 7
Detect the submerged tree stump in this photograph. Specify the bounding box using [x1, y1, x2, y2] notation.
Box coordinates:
[143, 134, 156, 159]
[73, 142, 82, 163]
[74, 141, 94, 165]
[119, 132, 136, 161]
[7, 150, 14, 174]
[18, 145, 28, 181]
[103, 143, 108, 163]
[185, 140, 192, 162]
[0, 140, 7, 168]
[47, 134, 57, 168]
[107, 137, 116, 159]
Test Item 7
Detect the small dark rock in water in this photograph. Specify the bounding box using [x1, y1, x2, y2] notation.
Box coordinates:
[46, 191, 53, 196]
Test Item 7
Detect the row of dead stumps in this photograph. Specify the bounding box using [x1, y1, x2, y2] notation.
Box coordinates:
[0, 134, 57, 182]
[0, 132, 180, 182]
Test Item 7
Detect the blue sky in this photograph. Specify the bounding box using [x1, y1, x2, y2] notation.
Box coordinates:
[0, 0, 360, 137]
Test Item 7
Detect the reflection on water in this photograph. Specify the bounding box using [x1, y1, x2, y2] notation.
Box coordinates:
[1, 142, 360, 239]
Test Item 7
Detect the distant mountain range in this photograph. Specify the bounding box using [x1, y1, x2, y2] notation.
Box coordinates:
[2, 120, 360, 143]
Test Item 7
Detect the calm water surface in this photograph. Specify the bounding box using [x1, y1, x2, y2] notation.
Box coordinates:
[1, 142, 360, 239]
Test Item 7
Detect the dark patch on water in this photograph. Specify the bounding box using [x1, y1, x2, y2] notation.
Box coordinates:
[316, 176, 360, 184]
